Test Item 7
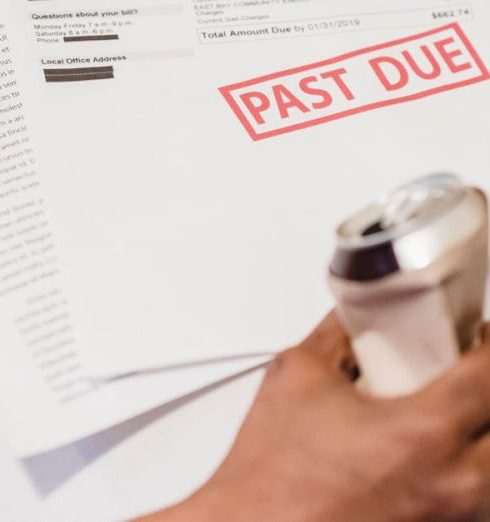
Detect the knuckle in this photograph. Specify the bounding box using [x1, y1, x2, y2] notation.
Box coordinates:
[269, 346, 301, 372]
[382, 412, 457, 467]
[455, 353, 490, 397]
[430, 470, 482, 520]
[265, 342, 339, 394]
[387, 483, 448, 522]
[451, 483, 481, 519]
[449, 367, 481, 400]
[407, 414, 454, 451]
[264, 346, 311, 383]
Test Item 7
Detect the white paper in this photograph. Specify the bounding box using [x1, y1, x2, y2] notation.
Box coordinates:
[0, 1, 270, 458]
[0, 0, 489, 455]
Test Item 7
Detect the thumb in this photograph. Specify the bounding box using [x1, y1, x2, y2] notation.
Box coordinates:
[301, 311, 359, 382]
[266, 311, 359, 392]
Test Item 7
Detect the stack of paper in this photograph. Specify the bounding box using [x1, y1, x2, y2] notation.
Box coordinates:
[0, 0, 489, 457]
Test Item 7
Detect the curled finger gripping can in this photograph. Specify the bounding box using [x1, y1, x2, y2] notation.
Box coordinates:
[328, 174, 489, 397]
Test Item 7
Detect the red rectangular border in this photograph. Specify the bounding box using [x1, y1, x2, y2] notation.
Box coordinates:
[219, 23, 490, 141]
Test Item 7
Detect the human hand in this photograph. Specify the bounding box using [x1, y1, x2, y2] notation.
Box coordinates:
[136, 312, 490, 522]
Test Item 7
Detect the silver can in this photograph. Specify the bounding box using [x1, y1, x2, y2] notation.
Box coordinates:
[328, 174, 489, 397]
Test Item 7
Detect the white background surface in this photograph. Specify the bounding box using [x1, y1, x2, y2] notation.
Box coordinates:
[2, 1, 490, 519]
[0, 369, 264, 522]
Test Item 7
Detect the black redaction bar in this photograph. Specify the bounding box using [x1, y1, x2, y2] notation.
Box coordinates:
[44, 66, 114, 83]
[64, 35, 120, 42]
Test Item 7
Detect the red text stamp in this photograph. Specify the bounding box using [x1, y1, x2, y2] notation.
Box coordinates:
[219, 23, 489, 141]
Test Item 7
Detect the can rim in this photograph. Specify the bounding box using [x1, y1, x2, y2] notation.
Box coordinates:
[335, 173, 465, 250]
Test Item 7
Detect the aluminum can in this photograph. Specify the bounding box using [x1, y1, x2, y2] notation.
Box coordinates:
[328, 174, 488, 397]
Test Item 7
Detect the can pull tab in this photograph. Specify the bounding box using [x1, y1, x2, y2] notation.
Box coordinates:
[380, 174, 464, 231]
[381, 188, 433, 229]
[362, 191, 431, 237]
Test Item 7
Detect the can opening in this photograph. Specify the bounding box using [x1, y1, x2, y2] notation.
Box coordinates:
[362, 221, 385, 237]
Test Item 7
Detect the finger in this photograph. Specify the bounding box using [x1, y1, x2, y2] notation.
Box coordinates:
[463, 435, 490, 515]
[415, 329, 490, 439]
[470, 322, 490, 350]
[480, 322, 490, 345]
[467, 434, 490, 470]
[268, 311, 359, 389]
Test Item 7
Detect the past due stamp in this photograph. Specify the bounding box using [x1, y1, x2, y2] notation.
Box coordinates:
[219, 23, 489, 141]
